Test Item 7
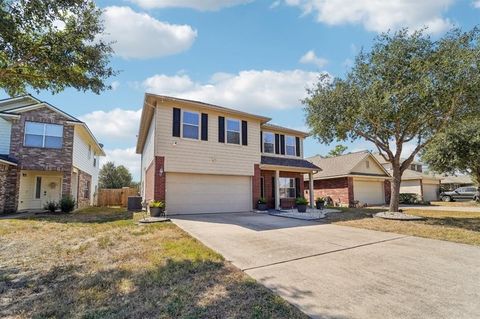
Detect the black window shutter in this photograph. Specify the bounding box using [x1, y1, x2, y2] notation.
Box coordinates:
[295, 137, 300, 157]
[260, 131, 263, 152]
[172, 108, 181, 137]
[218, 116, 225, 143]
[280, 135, 285, 155]
[295, 178, 301, 198]
[201, 113, 208, 141]
[241, 120, 248, 146]
[275, 134, 280, 154]
[272, 176, 275, 198]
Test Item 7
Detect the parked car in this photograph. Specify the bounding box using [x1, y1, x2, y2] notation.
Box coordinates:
[440, 187, 478, 202]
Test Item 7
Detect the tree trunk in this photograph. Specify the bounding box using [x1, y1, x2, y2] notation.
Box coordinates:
[389, 164, 402, 212]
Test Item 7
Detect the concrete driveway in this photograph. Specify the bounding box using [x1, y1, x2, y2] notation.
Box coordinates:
[173, 212, 480, 319]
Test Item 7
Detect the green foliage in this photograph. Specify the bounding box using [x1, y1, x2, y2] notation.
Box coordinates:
[326, 145, 348, 157]
[257, 197, 267, 204]
[149, 201, 165, 208]
[422, 117, 480, 185]
[0, 0, 117, 96]
[43, 200, 58, 213]
[59, 195, 75, 213]
[399, 193, 420, 204]
[295, 197, 308, 205]
[99, 162, 133, 189]
[315, 197, 325, 203]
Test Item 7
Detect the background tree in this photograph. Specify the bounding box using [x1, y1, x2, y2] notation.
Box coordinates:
[326, 144, 348, 157]
[304, 28, 480, 212]
[422, 117, 480, 185]
[0, 0, 116, 96]
[99, 162, 133, 189]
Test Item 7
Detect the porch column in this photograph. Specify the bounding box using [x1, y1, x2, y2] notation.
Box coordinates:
[275, 170, 280, 210]
[309, 172, 314, 208]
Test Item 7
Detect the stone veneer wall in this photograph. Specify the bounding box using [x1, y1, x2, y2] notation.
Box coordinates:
[76, 169, 92, 209]
[0, 164, 7, 212]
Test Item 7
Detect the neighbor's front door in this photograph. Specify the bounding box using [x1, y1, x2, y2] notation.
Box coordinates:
[40, 176, 62, 207]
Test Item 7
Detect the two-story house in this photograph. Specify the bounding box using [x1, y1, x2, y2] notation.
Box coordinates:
[0, 95, 105, 213]
[135, 94, 320, 215]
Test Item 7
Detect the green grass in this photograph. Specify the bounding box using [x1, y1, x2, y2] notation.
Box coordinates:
[0, 207, 306, 319]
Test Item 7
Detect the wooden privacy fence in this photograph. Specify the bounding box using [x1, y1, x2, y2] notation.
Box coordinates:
[97, 187, 139, 207]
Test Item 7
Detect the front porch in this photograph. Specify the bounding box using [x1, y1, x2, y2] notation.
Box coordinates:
[18, 170, 67, 211]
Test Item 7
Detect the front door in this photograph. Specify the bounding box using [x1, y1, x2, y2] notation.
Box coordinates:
[39, 176, 62, 207]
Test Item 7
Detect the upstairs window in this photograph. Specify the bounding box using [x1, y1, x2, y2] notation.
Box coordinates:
[285, 136, 296, 156]
[226, 119, 240, 144]
[182, 111, 199, 139]
[24, 122, 63, 149]
[263, 132, 274, 153]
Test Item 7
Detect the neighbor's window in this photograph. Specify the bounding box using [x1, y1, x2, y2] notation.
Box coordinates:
[263, 132, 274, 153]
[285, 136, 296, 156]
[182, 111, 199, 139]
[226, 119, 240, 144]
[279, 177, 295, 198]
[24, 122, 63, 149]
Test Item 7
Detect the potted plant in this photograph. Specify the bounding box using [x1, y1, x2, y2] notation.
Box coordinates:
[315, 197, 325, 210]
[296, 197, 308, 213]
[149, 200, 165, 217]
[257, 197, 267, 211]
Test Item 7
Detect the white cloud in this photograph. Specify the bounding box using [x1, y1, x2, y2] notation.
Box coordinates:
[130, 0, 252, 11]
[110, 81, 120, 91]
[79, 108, 142, 145]
[299, 50, 328, 68]
[102, 6, 197, 59]
[285, 0, 454, 34]
[142, 70, 323, 111]
[103, 147, 141, 181]
[474, 0, 480, 8]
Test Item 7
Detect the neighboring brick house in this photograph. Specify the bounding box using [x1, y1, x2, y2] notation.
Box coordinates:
[0, 95, 105, 213]
[305, 151, 391, 207]
[136, 94, 319, 215]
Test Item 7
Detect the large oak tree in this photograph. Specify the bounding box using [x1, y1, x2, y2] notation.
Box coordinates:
[303, 28, 480, 212]
[0, 0, 116, 96]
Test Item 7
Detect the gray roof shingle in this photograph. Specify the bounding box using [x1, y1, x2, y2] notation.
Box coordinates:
[261, 156, 320, 170]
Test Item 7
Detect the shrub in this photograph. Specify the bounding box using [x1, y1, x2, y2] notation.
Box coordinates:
[399, 193, 419, 204]
[295, 197, 308, 205]
[315, 197, 325, 203]
[257, 197, 266, 204]
[149, 200, 165, 208]
[44, 201, 58, 213]
[59, 195, 76, 213]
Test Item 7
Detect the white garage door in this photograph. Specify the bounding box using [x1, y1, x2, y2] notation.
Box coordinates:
[423, 184, 439, 202]
[353, 180, 385, 205]
[166, 173, 252, 214]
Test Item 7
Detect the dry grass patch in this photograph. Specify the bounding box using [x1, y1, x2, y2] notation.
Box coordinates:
[430, 201, 480, 207]
[0, 207, 306, 319]
[325, 208, 480, 246]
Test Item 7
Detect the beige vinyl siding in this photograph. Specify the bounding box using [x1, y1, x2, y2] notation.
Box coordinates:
[351, 157, 386, 175]
[0, 117, 11, 154]
[141, 114, 155, 198]
[72, 127, 99, 204]
[353, 179, 385, 205]
[155, 101, 261, 176]
[400, 180, 422, 196]
[18, 170, 63, 210]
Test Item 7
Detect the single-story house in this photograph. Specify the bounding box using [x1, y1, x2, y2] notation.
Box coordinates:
[305, 151, 391, 207]
[439, 174, 475, 191]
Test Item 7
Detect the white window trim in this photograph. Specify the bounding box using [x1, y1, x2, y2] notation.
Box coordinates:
[24, 121, 63, 149]
[226, 118, 241, 145]
[285, 135, 296, 157]
[279, 177, 296, 199]
[181, 110, 200, 140]
[263, 132, 275, 154]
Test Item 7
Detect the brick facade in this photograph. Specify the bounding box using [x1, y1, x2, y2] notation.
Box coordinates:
[305, 177, 354, 207]
[76, 169, 92, 209]
[252, 164, 261, 209]
[261, 170, 304, 209]
[154, 156, 166, 201]
[3, 165, 20, 213]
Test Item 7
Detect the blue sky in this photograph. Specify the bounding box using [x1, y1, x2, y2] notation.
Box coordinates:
[2, 0, 479, 180]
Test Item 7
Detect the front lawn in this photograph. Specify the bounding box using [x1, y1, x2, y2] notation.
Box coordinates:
[325, 208, 480, 246]
[0, 207, 306, 319]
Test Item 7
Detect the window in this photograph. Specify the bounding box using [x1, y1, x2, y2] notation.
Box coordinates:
[84, 181, 90, 199]
[182, 111, 199, 139]
[285, 136, 296, 156]
[226, 119, 240, 144]
[279, 178, 295, 198]
[263, 132, 274, 153]
[24, 122, 63, 149]
[35, 177, 42, 199]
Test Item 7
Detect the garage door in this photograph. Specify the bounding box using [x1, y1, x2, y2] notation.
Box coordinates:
[423, 184, 439, 202]
[166, 173, 252, 214]
[353, 180, 385, 205]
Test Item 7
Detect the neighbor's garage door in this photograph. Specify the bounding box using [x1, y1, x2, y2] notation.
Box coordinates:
[166, 173, 252, 214]
[423, 184, 439, 202]
[353, 180, 385, 205]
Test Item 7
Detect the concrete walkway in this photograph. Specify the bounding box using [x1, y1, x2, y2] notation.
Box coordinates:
[173, 212, 480, 319]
